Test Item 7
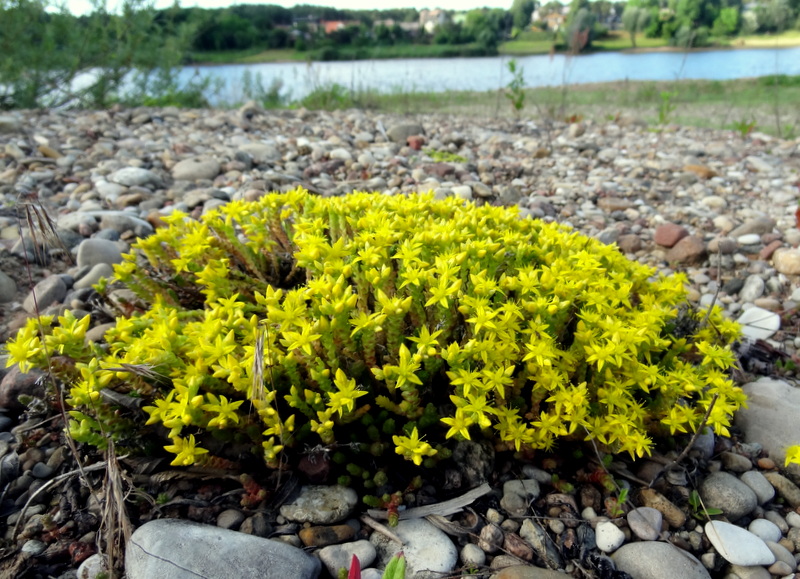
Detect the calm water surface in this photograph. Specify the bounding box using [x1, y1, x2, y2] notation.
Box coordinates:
[180, 46, 800, 104]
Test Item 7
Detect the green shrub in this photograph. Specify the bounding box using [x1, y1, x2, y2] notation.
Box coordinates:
[7, 190, 745, 471]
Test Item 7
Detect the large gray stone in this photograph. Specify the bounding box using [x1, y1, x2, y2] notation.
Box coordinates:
[611, 541, 710, 579]
[76, 238, 124, 268]
[74, 263, 114, 290]
[699, 471, 757, 522]
[735, 377, 800, 465]
[386, 123, 424, 144]
[237, 143, 280, 164]
[172, 157, 221, 181]
[23, 275, 66, 313]
[0, 271, 17, 303]
[125, 519, 320, 579]
[108, 167, 161, 188]
[96, 212, 154, 237]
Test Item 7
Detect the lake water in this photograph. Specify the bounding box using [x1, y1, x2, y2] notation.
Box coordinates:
[181, 46, 800, 105]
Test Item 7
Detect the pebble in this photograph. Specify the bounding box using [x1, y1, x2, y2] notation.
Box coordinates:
[22, 275, 67, 313]
[654, 223, 689, 247]
[318, 540, 376, 577]
[735, 307, 781, 340]
[279, 485, 358, 524]
[705, 521, 775, 566]
[298, 524, 355, 548]
[108, 167, 161, 188]
[627, 507, 663, 541]
[0, 271, 17, 303]
[748, 518, 782, 543]
[740, 470, 776, 505]
[595, 521, 625, 553]
[763, 472, 800, 508]
[76, 238, 124, 268]
[699, 471, 758, 522]
[773, 248, 800, 275]
[216, 509, 245, 530]
[461, 543, 486, 567]
[370, 518, 457, 578]
[738, 275, 766, 302]
[612, 541, 711, 579]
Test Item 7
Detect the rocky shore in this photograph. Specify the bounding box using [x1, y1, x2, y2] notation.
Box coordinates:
[1, 105, 800, 579]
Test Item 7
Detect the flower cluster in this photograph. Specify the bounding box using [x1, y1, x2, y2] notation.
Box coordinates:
[6, 189, 748, 468]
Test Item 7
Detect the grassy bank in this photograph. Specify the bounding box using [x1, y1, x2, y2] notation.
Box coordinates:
[189, 30, 800, 66]
[500, 29, 800, 56]
[190, 42, 494, 65]
[292, 75, 800, 139]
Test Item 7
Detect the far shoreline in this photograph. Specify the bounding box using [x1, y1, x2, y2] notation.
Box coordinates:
[187, 37, 800, 67]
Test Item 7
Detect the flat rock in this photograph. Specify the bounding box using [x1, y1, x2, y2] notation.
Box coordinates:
[279, 485, 357, 524]
[699, 471, 757, 522]
[735, 377, 800, 465]
[318, 540, 376, 577]
[735, 307, 780, 340]
[763, 471, 800, 508]
[23, 275, 66, 313]
[386, 123, 424, 143]
[0, 271, 18, 303]
[665, 235, 706, 264]
[654, 223, 689, 248]
[108, 167, 161, 188]
[772, 248, 800, 275]
[638, 488, 686, 528]
[237, 143, 280, 164]
[172, 157, 221, 181]
[611, 541, 710, 579]
[370, 518, 457, 578]
[74, 263, 114, 290]
[0, 114, 22, 133]
[705, 521, 775, 566]
[748, 519, 782, 543]
[627, 507, 662, 541]
[740, 470, 776, 505]
[76, 238, 124, 268]
[738, 275, 765, 302]
[729, 217, 776, 238]
[125, 519, 321, 579]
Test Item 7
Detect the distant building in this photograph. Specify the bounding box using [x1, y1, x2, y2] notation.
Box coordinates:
[321, 20, 361, 35]
[419, 9, 448, 34]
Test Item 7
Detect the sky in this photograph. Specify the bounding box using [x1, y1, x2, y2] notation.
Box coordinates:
[63, 0, 514, 17]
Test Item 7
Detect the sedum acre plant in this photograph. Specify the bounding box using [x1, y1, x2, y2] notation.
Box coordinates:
[8, 189, 747, 471]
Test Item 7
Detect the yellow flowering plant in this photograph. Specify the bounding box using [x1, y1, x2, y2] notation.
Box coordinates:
[6, 189, 751, 471]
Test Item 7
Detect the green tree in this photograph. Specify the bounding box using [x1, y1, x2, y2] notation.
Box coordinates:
[510, 0, 536, 30]
[756, 0, 793, 32]
[0, 0, 194, 109]
[621, 5, 651, 46]
[711, 6, 739, 36]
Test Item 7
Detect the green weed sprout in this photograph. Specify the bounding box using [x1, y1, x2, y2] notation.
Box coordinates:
[505, 59, 526, 118]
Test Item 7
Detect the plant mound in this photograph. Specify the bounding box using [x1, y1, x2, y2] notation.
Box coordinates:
[8, 190, 744, 470]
